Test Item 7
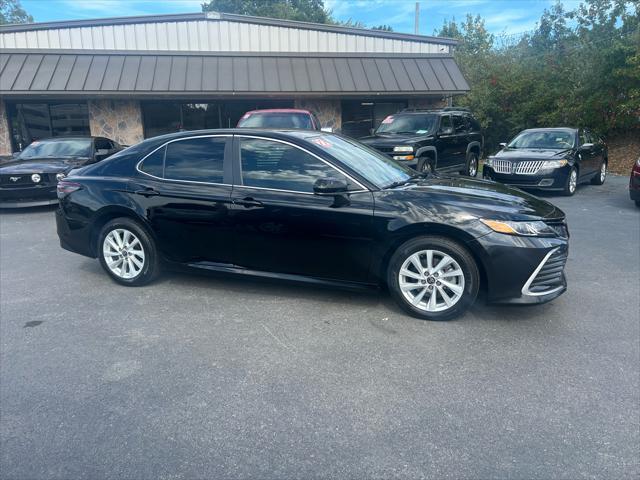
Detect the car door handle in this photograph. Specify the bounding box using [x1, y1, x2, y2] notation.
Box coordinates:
[233, 197, 263, 208]
[134, 187, 160, 197]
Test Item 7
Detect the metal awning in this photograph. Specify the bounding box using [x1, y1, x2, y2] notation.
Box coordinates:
[0, 50, 469, 97]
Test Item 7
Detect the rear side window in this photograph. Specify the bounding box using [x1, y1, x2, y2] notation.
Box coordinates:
[452, 115, 467, 133]
[239, 138, 348, 193]
[140, 146, 165, 177]
[467, 116, 481, 132]
[164, 137, 227, 183]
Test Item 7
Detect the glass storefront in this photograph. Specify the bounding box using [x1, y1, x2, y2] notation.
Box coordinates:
[141, 100, 294, 138]
[341, 100, 407, 138]
[7, 102, 90, 151]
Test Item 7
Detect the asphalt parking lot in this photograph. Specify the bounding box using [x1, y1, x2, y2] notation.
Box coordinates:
[1, 175, 638, 479]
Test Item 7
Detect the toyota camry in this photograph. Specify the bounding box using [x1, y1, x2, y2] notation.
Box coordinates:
[56, 129, 569, 321]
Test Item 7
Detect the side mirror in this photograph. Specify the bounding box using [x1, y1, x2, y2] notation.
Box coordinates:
[439, 127, 454, 135]
[313, 177, 349, 195]
[499, 142, 507, 149]
[320, 127, 333, 133]
[579, 143, 594, 150]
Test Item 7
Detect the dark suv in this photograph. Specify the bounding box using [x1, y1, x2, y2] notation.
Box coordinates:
[359, 108, 483, 176]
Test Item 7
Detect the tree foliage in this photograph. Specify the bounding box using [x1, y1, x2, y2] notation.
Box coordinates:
[201, 0, 331, 23]
[0, 0, 33, 25]
[436, 0, 640, 152]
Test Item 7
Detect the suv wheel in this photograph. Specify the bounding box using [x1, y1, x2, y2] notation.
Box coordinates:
[462, 151, 479, 177]
[98, 217, 160, 286]
[417, 156, 434, 174]
[387, 236, 480, 321]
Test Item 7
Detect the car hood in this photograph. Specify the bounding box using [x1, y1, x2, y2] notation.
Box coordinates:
[494, 148, 572, 160]
[0, 157, 90, 174]
[360, 134, 427, 147]
[376, 175, 565, 224]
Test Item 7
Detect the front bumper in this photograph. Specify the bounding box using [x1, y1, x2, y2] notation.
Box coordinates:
[469, 231, 569, 304]
[0, 185, 58, 208]
[483, 165, 570, 190]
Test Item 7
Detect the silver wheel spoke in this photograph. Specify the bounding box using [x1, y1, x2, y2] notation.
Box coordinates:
[440, 279, 463, 295]
[440, 268, 462, 279]
[400, 268, 423, 280]
[412, 287, 428, 305]
[409, 253, 423, 272]
[432, 256, 452, 274]
[425, 250, 433, 272]
[427, 289, 438, 310]
[437, 285, 453, 307]
[400, 282, 421, 291]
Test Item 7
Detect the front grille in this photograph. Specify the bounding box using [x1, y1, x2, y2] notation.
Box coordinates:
[492, 159, 512, 174]
[524, 248, 568, 295]
[0, 173, 53, 189]
[514, 161, 546, 175]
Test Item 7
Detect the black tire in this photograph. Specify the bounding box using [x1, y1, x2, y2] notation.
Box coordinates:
[387, 236, 480, 321]
[417, 156, 434, 174]
[97, 217, 160, 286]
[462, 151, 479, 177]
[590, 160, 607, 185]
[563, 167, 578, 196]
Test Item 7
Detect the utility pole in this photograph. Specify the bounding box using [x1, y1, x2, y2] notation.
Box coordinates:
[414, 2, 420, 35]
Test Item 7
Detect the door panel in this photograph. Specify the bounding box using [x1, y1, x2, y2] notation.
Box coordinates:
[133, 136, 235, 264]
[230, 136, 375, 283]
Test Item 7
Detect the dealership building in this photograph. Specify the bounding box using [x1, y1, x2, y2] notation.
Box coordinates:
[0, 11, 469, 154]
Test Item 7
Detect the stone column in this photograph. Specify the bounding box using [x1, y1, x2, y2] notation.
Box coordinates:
[294, 99, 341, 132]
[88, 100, 144, 146]
[0, 101, 12, 156]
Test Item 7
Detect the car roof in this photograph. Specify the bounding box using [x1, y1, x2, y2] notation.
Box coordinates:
[243, 109, 313, 115]
[521, 127, 578, 133]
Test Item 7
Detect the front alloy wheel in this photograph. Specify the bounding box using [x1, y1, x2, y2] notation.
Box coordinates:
[564, 167, 578, 196]
[591, 161, 607, 185]
[465, 152, 479, 177]
[388, 236, 479, 321]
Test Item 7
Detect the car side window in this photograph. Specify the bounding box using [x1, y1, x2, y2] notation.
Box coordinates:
[139, 146, 165, 177]
[439, 115, 453, 132]
[312, 113, 321, 130]
[164, 137, 226, 183]
[452, 115, 466, 133]
[239, 138, 350, 193]
[467, 116, 481, 132]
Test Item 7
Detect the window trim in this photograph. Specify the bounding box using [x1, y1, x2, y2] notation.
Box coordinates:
[136, 134, 233, 186]
[234, 135, 369, 195]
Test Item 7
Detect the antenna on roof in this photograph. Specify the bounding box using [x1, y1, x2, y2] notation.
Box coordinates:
[414, 2, 420, 35]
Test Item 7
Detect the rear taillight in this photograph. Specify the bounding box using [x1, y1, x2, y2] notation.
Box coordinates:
[57, 181, 82, 198]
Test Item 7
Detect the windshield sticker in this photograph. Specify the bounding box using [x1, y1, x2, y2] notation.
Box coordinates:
[312, 138, 333, 148]
[382, 116, 394, 124]
[416, 130, 428, 134]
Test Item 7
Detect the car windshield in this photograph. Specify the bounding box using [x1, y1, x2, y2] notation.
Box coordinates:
[508, 131, 575, 150]
[309, 135, 414, 189]
[375, 114, 437, 135]
[19, 139, 92, 159]
[238, 112, 313, 130]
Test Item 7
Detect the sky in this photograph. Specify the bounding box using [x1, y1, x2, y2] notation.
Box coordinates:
[20, 0, 584, 37]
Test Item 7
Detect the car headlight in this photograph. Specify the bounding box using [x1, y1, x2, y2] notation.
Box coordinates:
[539, 159, 568, 172]
[393, 146, 414, 153]
[480, 219, 555, 236]
[56, 173, 65, 181]
[484, 157, 494, 167]
[31, 173, 41, 183]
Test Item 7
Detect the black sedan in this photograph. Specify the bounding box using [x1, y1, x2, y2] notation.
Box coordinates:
[483, 127, 608, 196]
[56, 129, 569, 321]
[0, 136, 122, 208]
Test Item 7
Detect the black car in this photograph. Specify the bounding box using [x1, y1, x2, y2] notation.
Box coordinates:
[56, 129, 569, 321]
[359, 108, 483, 177]
[483, 127, 608, 196]
[0, 136, 123, 208]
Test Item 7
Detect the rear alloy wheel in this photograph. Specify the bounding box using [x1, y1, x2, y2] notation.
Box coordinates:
[387, 236, 479, 321]
[463, 151, 479, 177]
[563, 167, 578, 196]
[590, 161, 607, 185]
[98, 217, 159, 286]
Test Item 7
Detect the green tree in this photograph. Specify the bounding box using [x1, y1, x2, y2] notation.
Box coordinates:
[201, 0, 331, 24]
[372, 24, 394, 31]
[0, 0, 33, 25]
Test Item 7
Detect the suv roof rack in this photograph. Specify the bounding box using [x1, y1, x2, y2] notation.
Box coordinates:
[399, 107, 472, 114]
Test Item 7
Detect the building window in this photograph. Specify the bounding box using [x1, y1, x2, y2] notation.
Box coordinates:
[341, 100, 407, 138]
[7, 102, 90, 151]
